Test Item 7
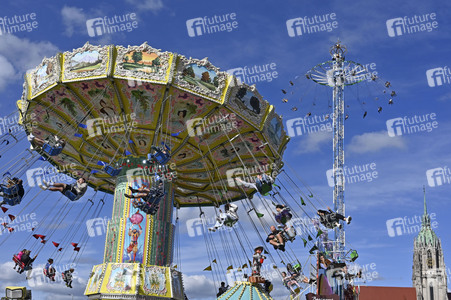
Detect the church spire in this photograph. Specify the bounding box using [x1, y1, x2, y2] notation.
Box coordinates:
[413, 187, 448, 300]
[422, 186, 430, 228]
[423, 185, 427, 215]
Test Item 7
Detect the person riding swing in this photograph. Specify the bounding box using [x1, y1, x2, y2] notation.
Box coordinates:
[209, 203, 239, 232]
[317, 207, 351, 229]
[125, 179, 166, 215]
[235, 173, 275, 196]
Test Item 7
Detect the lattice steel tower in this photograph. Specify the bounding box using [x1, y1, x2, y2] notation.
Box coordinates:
[307, 41, 371, 257]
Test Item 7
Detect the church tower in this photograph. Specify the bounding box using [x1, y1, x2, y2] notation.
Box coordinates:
[412, 188, 448, 300]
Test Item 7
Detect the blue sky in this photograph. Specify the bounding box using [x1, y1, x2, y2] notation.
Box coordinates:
[0, 0, 450, 299]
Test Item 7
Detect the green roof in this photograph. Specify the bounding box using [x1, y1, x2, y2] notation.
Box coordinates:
[217, 281, 273, 300]
[415, 189, 439, 247]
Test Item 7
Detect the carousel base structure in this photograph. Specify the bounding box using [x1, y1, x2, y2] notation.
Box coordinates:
[217, 281, 273, 300]
[85, 263, 185, 300]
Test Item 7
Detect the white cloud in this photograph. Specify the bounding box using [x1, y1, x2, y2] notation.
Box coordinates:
[183, 274, 216, 299]
[438, 91, 451, 101]
[0, 55, 16, 90]
[0, 35, 59, 94]
[348, 130, 406, 154]
[293, 131, 331, 154]
[0, 35, 59, 72]
[61, 6, 87, 37]
[0, 261, 24, 281]
[125, 0, 164, 12]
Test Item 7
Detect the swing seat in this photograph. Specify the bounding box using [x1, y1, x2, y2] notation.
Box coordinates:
[292, 263, 302, 274]
[276, 210, 292, 224]
[149, 143, 171, 165]
[43, 267, 55, 277]
[1, 184, 22, 206]
[1, 184, 19, 196]
[104, 165, 122, 176]
[141, 192, 165, 215]
[285, 226, 296, 240]
[258, 183, 273, 195]
[282, 228, 296, 242]
[248, 275, 266, 284]
[42, 143, 63, 156]
[350, 250, 359, 262]
[140, 204, 158, 215]
[223, 217, 238, 227]
[13, 255, 25, 270]
[153, 150, 171, 165]
[64, 190, 81, 201]
[3, 195, 22, 206]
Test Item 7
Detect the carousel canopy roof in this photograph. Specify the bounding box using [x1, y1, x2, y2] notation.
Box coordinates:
[17, 42, 289, 207]
[217, 282, 272, 300]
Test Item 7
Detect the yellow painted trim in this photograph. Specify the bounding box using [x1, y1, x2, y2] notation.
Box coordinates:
[259, 105, 274, 132]
[115, 218, 125, 263]
[84, 264, 105, 295]
[148, 216, 156, 266]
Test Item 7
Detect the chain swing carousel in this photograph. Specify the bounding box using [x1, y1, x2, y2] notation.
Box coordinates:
[15, 42, 290, 299]
[8, 41, 384, 300]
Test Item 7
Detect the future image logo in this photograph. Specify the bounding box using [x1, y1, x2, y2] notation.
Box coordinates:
[348, 262, 379, 283]
[0, 13, 38, 35]
[86, 13, 138, 37]
[0, 112, 37, 136]
[0, 213, 38, 236]
[186, 13, 238, 37]
[26, 164, 77, 187]
[126, 164, 177, 187]
[86, 217, 109, 237]
[185, 113, 237, 137]
[386, 213, 438, 237]
[226, 63, 278, 85]
[386, 113, 438, 137]
[286, 114, 332, 137]
[286, 13, 338, 37]
[86, 113, 137, 138]
[291, 216, 316, 236]
[386, 218, 404, 237]
[426, 167, 451, 187]
[386, 13, 438, 37]
[186, 218, 204, 237]
[28, 263, 77, 287]
[326, 163, 378, 187]
[426, 67, 451, 87]
[226, 163, 276, 188]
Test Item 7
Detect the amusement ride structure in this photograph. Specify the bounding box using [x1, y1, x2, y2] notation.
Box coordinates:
[306, 42, 376, 258]
[0, 41, 396, 300]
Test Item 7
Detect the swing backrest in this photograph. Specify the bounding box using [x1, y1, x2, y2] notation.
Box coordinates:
[4, 195, 22, 206]
[259, 184, 272, 195]
[64, 190, 81, 201]
[1, 184, 22, 206]
[350, 250, 359, 262]
[293, 263, 302, 273]
[13, 255, 25, 269]
[2, 184, 19, 196]
[104, 165, 122, 176]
